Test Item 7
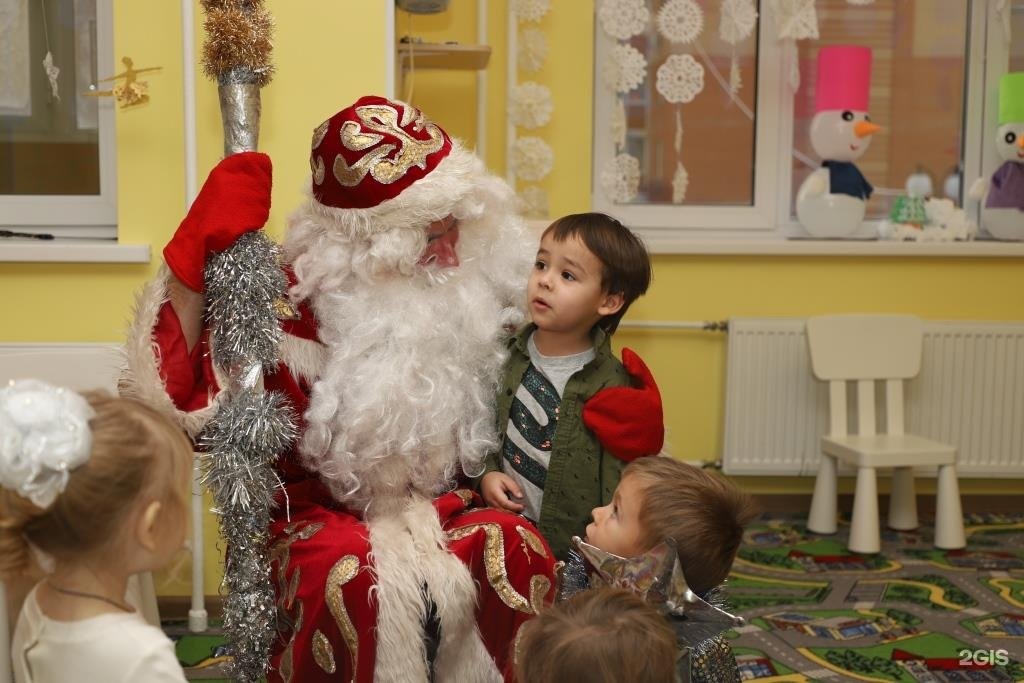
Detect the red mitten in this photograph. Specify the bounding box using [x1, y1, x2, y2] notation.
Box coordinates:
[163, 151, 273, 292]
[582, 348, 665, 462]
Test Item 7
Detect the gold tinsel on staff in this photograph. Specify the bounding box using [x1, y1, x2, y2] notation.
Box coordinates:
[201, 0, 274, 87]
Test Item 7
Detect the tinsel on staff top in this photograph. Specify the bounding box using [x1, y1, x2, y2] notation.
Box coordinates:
[201, 0, 275, 86]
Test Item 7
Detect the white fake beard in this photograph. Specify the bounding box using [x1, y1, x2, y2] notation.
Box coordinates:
[287, 203, 531, 512]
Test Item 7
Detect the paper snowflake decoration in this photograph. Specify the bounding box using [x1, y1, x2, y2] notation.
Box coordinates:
[656, 0, 704, 45]
[598, 0, 650, 41]
[656, 54, 705, 104]
[610, 97, 627, 151]
[513, 136, 555, 181]
[602, 43, 647, 94]
[519, 185, 549, 218]
[672, 162, 689, 203]
[514, 0, 550, 23]
[601, 153, 641, 203]
[518, 27, 548, 72]
[770, 0, 819, 41]
[719, 0, 758, 44]
[510, 82, 554, 129]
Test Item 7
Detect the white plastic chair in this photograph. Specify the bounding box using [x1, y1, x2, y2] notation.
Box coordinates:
[805, 315, 966, 554]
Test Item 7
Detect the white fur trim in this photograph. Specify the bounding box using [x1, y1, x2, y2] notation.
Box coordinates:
[119, 264, 223, 438]
[277, 334, 325, 385]
[367, 498, 501, 683]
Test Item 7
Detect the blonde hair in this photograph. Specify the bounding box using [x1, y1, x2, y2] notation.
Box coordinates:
[624, 456, 759, 596]
[515, 587, 677, 683]
[0, 392, 193, 578]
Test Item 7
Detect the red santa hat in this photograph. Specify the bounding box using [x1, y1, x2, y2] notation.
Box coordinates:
[814, 45, 872, 113]
[310, 95, 454, 210]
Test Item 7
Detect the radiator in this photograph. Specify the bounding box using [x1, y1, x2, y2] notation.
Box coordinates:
[722, 319, 1024, 477]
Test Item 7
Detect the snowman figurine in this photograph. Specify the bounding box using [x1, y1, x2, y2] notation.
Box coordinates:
[969, 72, 1024, 240]
[797, 46, 882, 238]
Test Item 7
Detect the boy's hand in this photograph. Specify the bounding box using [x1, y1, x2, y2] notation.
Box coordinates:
[583, 347, 664, 462]
[480, 472, 525, 513]
[163, 151, 273, 292]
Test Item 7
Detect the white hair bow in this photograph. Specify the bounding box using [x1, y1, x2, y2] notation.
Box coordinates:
[0, 380, 94, 508]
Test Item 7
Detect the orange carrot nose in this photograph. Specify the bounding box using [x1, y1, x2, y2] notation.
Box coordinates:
[855, 121, 882, 138]
[1017, 135, 1024, 149]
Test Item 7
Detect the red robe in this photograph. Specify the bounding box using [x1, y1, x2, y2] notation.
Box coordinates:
[149, 285, 555, 682]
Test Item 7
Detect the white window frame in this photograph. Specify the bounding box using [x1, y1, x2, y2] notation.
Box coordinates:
[1, 0, 117, 238]
[592, 0, 1009, 253]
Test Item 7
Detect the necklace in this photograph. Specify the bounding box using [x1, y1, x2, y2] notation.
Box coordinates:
[48, 582, 134, 613]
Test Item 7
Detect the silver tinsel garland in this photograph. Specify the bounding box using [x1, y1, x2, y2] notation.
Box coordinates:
[201, 229, 295, 682]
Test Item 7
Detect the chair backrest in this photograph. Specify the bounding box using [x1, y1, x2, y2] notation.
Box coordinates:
[806, 315, 924, 437]
[0, 344, 121, 392]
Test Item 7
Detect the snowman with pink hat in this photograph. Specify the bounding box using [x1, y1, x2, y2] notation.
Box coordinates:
[968, 72, 1024, 240]
[797, 45, 883, 238]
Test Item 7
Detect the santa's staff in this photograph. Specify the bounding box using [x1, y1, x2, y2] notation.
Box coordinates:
[189, 1, 295, 681]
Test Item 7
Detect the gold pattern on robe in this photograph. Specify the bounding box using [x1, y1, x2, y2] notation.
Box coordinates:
[326, 555, 361, 683]
[312, 629, 336, 674]
[270, 520, 323, 681]
[453, 488, 474, 507]
[279, 601, 303, 683]
[528, 574, 551, 614]
[515, 525, 548, 560]
[312, 120, 330, 149]
[447, 523, 532, 613]
[311, 155, 326, 185]
[333, 103, 445, 187]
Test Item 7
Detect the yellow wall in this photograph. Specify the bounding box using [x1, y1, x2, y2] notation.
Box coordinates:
[4, 1, 1023, 595]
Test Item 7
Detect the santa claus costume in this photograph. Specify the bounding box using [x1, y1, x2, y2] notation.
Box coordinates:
[122, 96, 557, 682]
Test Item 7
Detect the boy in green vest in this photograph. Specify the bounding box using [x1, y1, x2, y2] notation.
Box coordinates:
[479, 212, 663, 559]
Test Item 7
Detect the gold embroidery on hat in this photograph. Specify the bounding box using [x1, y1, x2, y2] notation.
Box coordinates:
[311, 155, 325, 185]
[312, 120, 330, 149]
[447, 522, 532, 613]
[326, 555, 360, 682]
[312, 629, 336, 674]
[333, 103, 445, 188]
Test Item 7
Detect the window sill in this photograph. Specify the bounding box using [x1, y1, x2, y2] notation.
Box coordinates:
[0, 238, 151, 263]
[639, 237, 1024, 257]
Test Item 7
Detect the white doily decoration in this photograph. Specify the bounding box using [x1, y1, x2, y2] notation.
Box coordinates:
[611, 97, 627, 151]
[601, 153, 641, 203]
[656, 0, 704, 45]
[770, 0, 819, 40]
[598, 0, 650, 40]
[513, 136, 555, 182]
[656, 54, 705, 104]
[671, 162, 689, 203]
[511, 82, 554, 129]
[719, 0, 758, 44]
[603, 43, 648, 94]
[514, 0, 550, 23]
[518, 28, 548, 72]
[519, 185, 549, 218]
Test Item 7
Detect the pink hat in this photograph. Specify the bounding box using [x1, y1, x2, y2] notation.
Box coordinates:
[815, 46, 872, 113]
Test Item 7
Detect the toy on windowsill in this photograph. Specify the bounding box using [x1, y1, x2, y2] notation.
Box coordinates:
[878, 197, 977, 242]
[968, 72, 1024, 240]
[796, 46, 882, 238]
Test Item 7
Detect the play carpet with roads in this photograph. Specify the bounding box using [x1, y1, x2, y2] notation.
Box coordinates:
[168, 512, 1024, 682]
[726, 512, 1024, 682]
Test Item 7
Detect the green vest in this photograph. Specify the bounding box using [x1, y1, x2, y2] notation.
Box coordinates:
[482, 324, 630, 559]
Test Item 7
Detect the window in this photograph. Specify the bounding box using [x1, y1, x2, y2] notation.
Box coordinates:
[591, 0, 1014, 248]
[0, 0, 116, 237]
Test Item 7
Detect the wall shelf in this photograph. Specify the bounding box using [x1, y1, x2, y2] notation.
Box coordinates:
[397, 42, 491, 70]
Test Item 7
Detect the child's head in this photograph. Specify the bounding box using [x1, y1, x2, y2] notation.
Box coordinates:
[587, 456, 758, 596]
[530, 213, 651, 336]
[514, 586, 676, 683]
[0, 383, 193, 578]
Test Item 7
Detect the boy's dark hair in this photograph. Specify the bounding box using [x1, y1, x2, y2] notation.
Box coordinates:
[542, 213, 651, 334]
[514, 586, 677, 683]
[623, 456, 760, 596]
